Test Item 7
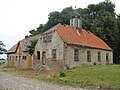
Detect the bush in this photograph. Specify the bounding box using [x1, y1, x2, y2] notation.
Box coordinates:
[93, 62, 96, 65]
[59, 70, 65, 77]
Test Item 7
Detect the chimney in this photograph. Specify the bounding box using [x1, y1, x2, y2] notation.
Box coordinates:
[25, 35, 29, 39]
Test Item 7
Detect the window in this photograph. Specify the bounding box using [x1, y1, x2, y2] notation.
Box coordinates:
[16, 56, 18, 61]
[24, 56, 27, 60]
[74, 49, 79, 61]
[106, 53, 109, 62]
[43, 33, 52, 43]
[22, 56, 27, 60]
[22, 56, 24, 60]
[19, 56, 21, 61]
[37, 51, 40, 60]
[47, 35, 52, 42]
[43, 36, 47, 43]
[70, 19, 73, 26]
[12, 56, 14, 60]
[52, 49, 57, 59]
[9, 56, 11, 60]
[87, 51, 91, 62]
[98, 52, 101, 62]
[75, 18, 78, 27]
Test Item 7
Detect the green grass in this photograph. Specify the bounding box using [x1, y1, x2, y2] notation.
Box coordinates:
[41, 65, 120, 90]
[0, 64, 4, 68]
[2, 65, 120, 90]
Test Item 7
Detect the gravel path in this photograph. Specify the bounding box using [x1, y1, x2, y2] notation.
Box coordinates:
[0, 68, 86, 90]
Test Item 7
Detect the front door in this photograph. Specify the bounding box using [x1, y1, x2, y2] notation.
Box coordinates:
[42, 52, 46, 65]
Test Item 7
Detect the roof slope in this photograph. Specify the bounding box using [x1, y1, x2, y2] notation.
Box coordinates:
[7, 34, 40, 53]
[56, 24, 112, 51]
[7, 44, 18, 53]
[20, 34, 40, 52]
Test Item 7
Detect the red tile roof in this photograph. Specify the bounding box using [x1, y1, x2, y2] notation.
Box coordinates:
[56, 24, 112, 51]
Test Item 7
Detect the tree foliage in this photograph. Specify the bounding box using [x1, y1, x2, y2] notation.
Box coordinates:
[87, 0, 119, 63]
[28, 0, 120, 63]
[0, 41, 7, 54]
[27, 40, 37, 55]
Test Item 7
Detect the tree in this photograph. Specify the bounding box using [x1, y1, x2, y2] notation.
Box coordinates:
[28, 0, 120, 63]
[44, 11, 62, 31]
[27, 40, 37, 55]
[114, 14, 120, 63]
[77, 8, 91, 30]
[0, 41, 6, 54]
[36, 24, 45, 33]
[88, 0, 119, 63]
[29, 29, 37, 36]
[60, 7, 74, 25]
[44, 7, 74, 31]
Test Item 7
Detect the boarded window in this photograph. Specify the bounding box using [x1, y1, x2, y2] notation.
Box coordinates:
[106, 53, 109, 62]
[52, 49, 57, 59]
[74, 49, 79, 61]
[98, 52, 101, 62]
[87, 51, 91, 62]
[37, 51, 40, 60]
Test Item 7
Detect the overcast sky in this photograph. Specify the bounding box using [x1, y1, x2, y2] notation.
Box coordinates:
[0, 0, 120, 58]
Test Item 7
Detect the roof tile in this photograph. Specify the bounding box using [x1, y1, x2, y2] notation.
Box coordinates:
[56, 24, 112, 51]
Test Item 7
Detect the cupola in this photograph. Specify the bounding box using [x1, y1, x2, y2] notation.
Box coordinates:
[70, 8, 82, 29]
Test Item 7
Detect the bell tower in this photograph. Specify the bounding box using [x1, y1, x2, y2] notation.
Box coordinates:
[70, 8, 82, 29]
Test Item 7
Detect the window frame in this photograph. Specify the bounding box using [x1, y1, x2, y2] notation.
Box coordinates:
[87, 51, 91, 62]
[43, 33, 52, 43]
[74, 49, 79, 61]
[106, 53, 109, 62]
[98, 52, 101, 62]
[9, 56, 11, 61]
[16, 56, 18, 61]
[52, 49, 57, 60]
[24, 56, 27, 60]
[22, 56, 27, 60]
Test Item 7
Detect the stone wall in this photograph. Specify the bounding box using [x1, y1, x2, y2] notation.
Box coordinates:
[33, 29, 65, 70]
[65, 44, 113, 68]
[8, 53, 15, 67]
[8, 51, 33, 69]
[46, 58, 66, 70]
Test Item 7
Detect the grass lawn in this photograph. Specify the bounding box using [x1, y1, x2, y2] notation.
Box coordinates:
[2, 65, 120, 90]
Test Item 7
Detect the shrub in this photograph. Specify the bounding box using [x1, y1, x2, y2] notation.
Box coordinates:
[59, 70, 65, 77]
[93, 62, 96, 65]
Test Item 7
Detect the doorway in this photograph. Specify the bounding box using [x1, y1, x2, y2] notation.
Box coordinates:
[42, 51, 46, 65]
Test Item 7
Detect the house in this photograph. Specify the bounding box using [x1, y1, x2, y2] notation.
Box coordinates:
[7, 10, 113, 70]
[33, 11, 113, 70]
[7, 35, 39, 69]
